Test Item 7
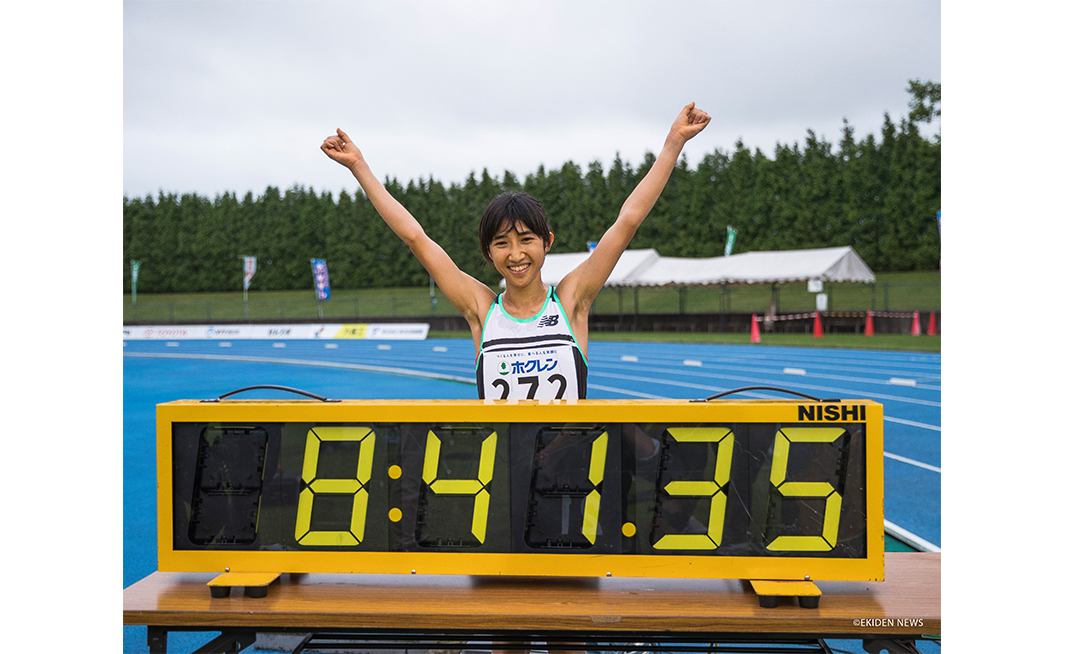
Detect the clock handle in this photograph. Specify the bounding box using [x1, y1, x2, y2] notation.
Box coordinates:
[696, 386, 840, 403]
[204, 385, 338, 402]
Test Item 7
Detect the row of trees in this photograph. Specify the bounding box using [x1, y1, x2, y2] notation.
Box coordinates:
[124, 82, 940, 294]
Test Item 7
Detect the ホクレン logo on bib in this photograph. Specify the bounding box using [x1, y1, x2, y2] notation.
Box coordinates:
[498, 357, 558, 375]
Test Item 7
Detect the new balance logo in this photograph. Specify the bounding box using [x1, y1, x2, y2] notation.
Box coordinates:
[538, 314, 559, 328]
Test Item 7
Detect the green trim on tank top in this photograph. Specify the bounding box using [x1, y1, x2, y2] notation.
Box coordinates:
[495, 288, 552, 323]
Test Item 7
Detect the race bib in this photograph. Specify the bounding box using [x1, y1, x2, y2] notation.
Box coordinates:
[480, 344, 580, 401]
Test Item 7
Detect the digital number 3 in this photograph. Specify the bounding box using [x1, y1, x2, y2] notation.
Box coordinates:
[652, 427, 734, 551]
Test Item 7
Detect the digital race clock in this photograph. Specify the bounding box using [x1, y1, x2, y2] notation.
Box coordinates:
[157, 399, 883, 584]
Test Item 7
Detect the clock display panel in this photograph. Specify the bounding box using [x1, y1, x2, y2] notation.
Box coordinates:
[170, 422, 867, 557]
[158, 400, 883, 581]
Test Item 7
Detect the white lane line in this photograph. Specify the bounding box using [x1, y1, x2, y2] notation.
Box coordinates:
[433, 346, 448, 352]
[587, 384, 668, 399]
[123, 352, 477, 385]
[783, 367, 806, 375]
[594, 367, 941, 407]
[889, 378, 917, 386]
[885, 452, 941, 473]
[592, 371, 732, 394]
[884, 519, 940, 552]
[272, 342, 286, 348]
[885, 416, 940, 431]
[621, 355, 639, 362]
[272, 352, 477, 379]
[324, 343, 339, 349]
[166, 342, 179, 347]
[683, 360, 702, 367]
[589, 347, 942, 376]
[377, 344, 392, 350]
[600, 358, 941, 391]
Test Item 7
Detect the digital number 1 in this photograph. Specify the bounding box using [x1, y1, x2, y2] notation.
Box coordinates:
[581, 432, 608, 544]
[524, 429, 608, 547]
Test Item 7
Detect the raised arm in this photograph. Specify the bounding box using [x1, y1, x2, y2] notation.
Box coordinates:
[557, 103, 710, 312]
[321, 129, 495, 323]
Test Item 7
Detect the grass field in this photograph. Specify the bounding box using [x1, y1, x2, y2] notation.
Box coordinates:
[124, 271, 940, 324]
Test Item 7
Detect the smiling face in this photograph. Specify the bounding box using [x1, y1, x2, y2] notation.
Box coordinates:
[478, 192, 555, 292]
[479, 192, 553, 263]
[488, 219, 554, 288]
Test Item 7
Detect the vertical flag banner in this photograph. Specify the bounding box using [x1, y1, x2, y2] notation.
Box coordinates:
[312, 259, 331, 301]
[130, 260, 141, 303]
[936, 210, 941, 235]
[725, 226, 738, 256]
[243, 256, 257, 290]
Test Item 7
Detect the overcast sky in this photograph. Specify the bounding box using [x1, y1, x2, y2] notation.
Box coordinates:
[123, 0, 941, 199]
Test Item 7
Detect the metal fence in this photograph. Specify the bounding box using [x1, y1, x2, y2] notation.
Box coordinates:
[123, 282, 940, 324]
[125, 295, 430, 323]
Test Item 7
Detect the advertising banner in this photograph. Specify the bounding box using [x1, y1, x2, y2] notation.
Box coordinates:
[131, 260, 141, 303]
[725, 226, 738, 256]
[123, 323, 430, 340]
[311, 259, 330, 301]
[243, 256, 257, 290]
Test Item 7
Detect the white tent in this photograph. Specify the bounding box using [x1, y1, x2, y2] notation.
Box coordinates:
[537, 248, 660, 287]
[532, 245, 875, 287]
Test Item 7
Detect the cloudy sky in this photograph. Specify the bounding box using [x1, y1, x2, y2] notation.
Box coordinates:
[123, 0, 941, 199]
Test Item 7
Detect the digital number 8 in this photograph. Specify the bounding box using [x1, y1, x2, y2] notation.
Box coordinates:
[295, 426, 376, 546]
[766, 427, 845, 552]
[652, 427, 734, 550]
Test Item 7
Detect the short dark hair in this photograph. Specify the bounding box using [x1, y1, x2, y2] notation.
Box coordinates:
[478, 192, 552, 263]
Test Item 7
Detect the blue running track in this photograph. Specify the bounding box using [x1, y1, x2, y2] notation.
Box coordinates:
[123, 337, 941, 653]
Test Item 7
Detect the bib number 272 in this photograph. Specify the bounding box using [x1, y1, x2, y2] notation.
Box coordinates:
[492, 374, 567, 400]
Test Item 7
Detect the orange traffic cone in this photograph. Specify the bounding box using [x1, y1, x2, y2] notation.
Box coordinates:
[911, 311, 921, 336]
[751, 314, 761, 343]
[864, 310, 875, 336]
[813, 311, 824, 338]
[927, 311, 937, 336]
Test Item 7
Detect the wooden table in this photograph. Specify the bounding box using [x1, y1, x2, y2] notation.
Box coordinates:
[124, 552, 940, 653]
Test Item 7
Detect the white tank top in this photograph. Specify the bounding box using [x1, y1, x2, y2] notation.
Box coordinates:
[476, 287, 588, 401]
